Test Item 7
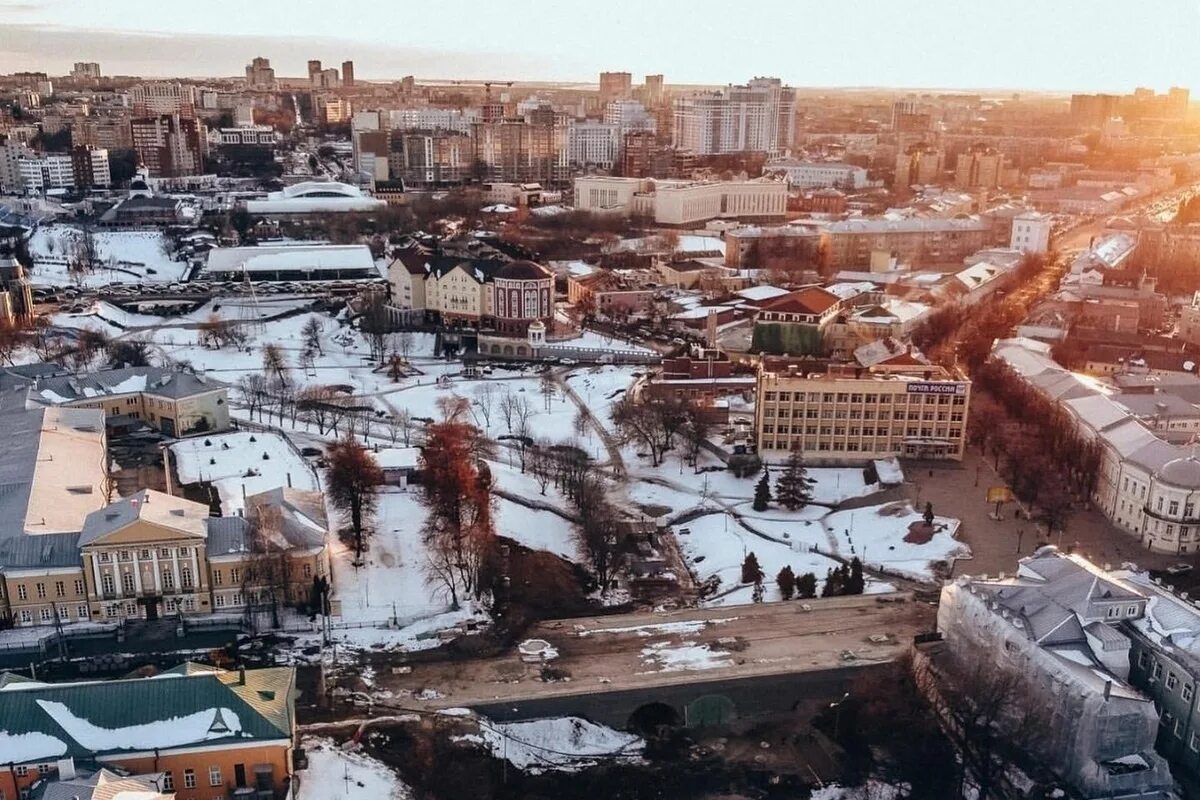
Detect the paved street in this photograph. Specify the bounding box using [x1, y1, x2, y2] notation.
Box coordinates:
[373, 593, 932, 710]
[906, 449, 1184, 578]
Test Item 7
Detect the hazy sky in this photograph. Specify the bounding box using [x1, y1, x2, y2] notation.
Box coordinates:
[0, 0, 1197, 92]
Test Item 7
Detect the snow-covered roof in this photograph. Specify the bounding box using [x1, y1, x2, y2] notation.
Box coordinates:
[375, 447, 421, 470]
[204, 244, 378, 274]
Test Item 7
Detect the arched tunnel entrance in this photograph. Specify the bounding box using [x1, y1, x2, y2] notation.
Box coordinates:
[626, 702, 681, 737]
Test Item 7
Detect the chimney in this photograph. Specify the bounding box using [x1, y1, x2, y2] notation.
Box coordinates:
[56, 757, 76, 780]
[286, 472, 292, 488]
[1104, 680, 1112, 701]
[238, 665, 246, 685]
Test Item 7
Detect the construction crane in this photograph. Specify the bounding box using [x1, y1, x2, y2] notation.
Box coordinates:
[448, 79, 515, 99]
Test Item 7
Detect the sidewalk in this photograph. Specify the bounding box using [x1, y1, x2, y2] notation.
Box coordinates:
[905, 449, 1181, 577]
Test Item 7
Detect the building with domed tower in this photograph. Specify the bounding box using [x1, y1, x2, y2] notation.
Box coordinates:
[487, 259, 555, 335]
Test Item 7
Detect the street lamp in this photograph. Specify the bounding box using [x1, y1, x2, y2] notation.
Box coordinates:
[829, 692, 850, 740]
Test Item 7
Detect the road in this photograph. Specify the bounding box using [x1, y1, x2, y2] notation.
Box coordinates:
[1051, 181, 1199, 253]
[373, 593, 933, 710]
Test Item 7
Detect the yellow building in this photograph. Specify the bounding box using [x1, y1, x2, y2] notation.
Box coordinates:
[755, 357, 971, 464]
[0, 398, 329, 626]
[32, 366, 230, 437]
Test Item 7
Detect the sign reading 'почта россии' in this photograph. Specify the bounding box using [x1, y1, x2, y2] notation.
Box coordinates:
[905, 382, 969, 395]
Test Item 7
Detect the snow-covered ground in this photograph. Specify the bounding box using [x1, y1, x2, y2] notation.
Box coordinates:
[298, 737, 411, 800]
[640, 640, 733, 672]
[169, 431, 317, 515]
[810, 782, 905, 800]
[464, 716, 644, 773]
[676, 512, 867, 605]
[28, 227, 189, 286]
[494, 497, 581, 561]
[825, 501, 967, 581]
[337, 489, 451, 621]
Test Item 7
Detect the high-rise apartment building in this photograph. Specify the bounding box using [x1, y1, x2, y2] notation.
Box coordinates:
[672, 77, 796, 156]
[1070, 93, 1121, 126]
[604, 99, 656, 139]
[1169, 86, 1190, 118]
[894, 143, 945, 187]
[71, 116, 133, 151]
[307, 60, 323, 83]
[0, 138, 32, 193]
[472, 117, 568, 185]
[567, 120, 620, 169]
[131, 114, 206, 177]
[643, 74, 665, 108]
[70, 145, 111, 189]
[18, 155, 75, 194]
[70, 62, 101, 81]
[244, 57, 277, 90]
[953, 146, 1004, 188]
[388, 129, 472, 187]
[599, 71, 633, 108]
[342, 61, 355, 88]
[130, 82, 194, 116]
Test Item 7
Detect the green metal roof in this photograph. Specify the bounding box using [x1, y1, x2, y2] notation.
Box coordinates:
[0, 665, 295, 764]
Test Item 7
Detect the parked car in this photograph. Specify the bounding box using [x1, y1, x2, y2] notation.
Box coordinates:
[1166, 563, 1194, 575]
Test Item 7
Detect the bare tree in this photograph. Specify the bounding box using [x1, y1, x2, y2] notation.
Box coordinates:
[0, 320, 22, 366]
[420, 420, 495, 608]
[472, 383, 496, 432]
[261, 343, 289, 390]
[396, 330, 414, 362]
[360, 290, 390, 363]
[913, 651, 1051, 799]
[539, 372, 557, 411]
[611, 396, 688, 467]
[237, 374, 270, 422]
[300, 317, 324, 357]
[242, 503, 292, 630]
[325, 435, 384, 560]
[528, 438, 555, 495]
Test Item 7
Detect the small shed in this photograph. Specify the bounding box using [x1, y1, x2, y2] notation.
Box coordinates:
[375, 446, 421, 489]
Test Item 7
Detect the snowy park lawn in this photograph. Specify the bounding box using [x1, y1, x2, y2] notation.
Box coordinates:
[466, 716, 644, 773]
[336, 489, 450, 622]
[169, 431, 317, 515]
[676, 512, 852, 605]
[298, 737, 411, 800]
[494, 496, 582, 562]
[28, 227, 189, 286]
[824, 501, 968, 581]
[626, 479, 720, 520]
[156, 312, 380, 391]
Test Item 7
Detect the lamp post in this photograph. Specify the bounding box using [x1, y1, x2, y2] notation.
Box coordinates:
[830, 692, 850, 740]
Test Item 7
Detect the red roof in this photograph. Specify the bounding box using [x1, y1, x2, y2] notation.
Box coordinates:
[759, 287, 841, 316]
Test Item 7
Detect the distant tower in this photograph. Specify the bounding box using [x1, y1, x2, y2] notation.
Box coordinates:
[307, 60, 322, 82]
[341, 61, 355, 88]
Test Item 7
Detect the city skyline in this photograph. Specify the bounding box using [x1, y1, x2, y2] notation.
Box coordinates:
[0, 0, 1198, 92]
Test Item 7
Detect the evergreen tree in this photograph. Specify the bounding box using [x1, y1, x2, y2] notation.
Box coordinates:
[796, 571, 818, 599]
[741, 552, 764, 584]
[845, 557, 865, 595]
[821, 567, 844, 597]
[924, 501, 935, 527]
[776, 565, 796, 600]
[775, 451, 814, 511]
[753, 470, 772, 512]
